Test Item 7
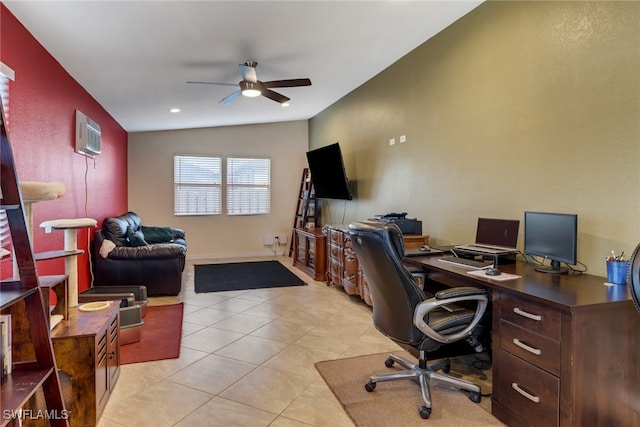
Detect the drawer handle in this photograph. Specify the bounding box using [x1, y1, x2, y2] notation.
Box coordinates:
[513, 338, 542, 355]
[514, 307, 542, 321]
[512, 383, 540, 403]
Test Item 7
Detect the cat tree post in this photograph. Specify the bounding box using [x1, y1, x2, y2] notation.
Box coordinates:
[40, 218, 97, 307]
[18, 181, 67, 277]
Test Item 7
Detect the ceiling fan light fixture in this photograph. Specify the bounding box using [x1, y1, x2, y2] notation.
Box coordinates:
[240, 81, 261, 97]
[189, 61, 311, 105]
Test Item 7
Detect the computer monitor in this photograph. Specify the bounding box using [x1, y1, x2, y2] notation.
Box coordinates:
[524, 211, 578, 274]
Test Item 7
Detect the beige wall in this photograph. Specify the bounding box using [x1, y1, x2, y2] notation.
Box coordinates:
[309, 1, 640, 277]
[128, 120, 309, 258]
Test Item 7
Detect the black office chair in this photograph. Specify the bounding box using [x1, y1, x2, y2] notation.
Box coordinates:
[348, 221, 489, 419]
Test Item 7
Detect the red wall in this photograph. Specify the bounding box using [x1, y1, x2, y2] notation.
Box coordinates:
[0, 4, 128, 291]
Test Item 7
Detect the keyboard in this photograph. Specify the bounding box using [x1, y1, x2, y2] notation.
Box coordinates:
[438, 256, 493, 269]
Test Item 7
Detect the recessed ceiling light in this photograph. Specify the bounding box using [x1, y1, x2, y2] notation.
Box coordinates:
[169, 108, 181, 113]
[281, 101, 290, 107]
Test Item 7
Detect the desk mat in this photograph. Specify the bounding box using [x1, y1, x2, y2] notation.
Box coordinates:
[467, 270, 521, 281]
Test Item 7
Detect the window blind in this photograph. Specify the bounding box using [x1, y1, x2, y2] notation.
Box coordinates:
[174, 155, 222, 216]
[226, 157, 270, 215]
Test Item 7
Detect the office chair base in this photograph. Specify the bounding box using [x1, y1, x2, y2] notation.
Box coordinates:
[365, 352, 482, 419]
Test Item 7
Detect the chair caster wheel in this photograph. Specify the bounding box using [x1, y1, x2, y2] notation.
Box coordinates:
[468, 391, 482, 403]
[384, 358, 394, 368]
[442, 360, 451, 373]
[419, 406, 432, 419]
[364, 381, 376, 392]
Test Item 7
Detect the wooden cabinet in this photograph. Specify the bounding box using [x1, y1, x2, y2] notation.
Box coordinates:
[491, 286, 640, 426]
[326, 225, 429, 306]
[493, 293, 561, 426]
[292, 227, 326, 281]
[326, 225, 372, 305]
[51, 303, 120, 427]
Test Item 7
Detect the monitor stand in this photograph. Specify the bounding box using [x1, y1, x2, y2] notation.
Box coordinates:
[535, 260, 569, 274]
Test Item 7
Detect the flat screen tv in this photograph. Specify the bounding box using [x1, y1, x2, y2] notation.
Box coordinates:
[306, 142, 353, 200]
[524, 211, 578, 274]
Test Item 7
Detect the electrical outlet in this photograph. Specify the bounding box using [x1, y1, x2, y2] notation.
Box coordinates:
[277, 234, 288, 245]
[263, 235, 274, 246]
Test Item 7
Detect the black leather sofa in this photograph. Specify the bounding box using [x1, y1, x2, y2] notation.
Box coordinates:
[91, 212, 187, 296]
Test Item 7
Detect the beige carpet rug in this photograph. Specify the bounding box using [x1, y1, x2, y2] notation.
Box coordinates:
[315, 351, 505, 427]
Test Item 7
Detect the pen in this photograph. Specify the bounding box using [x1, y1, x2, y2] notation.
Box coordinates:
[607, 251, 626, 262]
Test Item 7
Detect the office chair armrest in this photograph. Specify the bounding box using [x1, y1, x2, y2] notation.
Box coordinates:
[435, 286, 486, 300]
[413, 290, 488, 345]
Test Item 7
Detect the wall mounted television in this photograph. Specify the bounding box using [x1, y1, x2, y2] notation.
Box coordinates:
[524, 211, 578, 274]
[306, 142, 353, 200]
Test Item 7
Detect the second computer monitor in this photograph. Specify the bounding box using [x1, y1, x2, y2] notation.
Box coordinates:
[524, 211, 578, 274]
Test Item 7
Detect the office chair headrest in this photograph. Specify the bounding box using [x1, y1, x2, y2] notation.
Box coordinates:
[348, 221, 405, 258]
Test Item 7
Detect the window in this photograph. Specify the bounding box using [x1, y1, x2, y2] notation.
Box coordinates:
[226, 157, 271, 215]
[174, 155, 221, 216]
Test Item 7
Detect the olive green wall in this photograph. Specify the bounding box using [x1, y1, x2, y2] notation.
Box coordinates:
[309, 1, 640, 277]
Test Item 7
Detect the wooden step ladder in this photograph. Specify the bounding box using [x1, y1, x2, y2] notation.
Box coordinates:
[289, 168, 318, 256]
[0, 96, 68, 426]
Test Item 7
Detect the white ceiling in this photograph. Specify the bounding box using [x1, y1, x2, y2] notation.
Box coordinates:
[4, 1, 482, 133]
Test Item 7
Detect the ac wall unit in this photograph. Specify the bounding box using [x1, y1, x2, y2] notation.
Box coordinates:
[75, 110, 101, 156]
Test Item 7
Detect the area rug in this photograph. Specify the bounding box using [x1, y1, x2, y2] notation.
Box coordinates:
[120, 303, 183, 365]
[315, 351, 505, 427]
[194, 260, 306, 293]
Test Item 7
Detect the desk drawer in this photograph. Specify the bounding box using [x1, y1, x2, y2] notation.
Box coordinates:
[329, 229, 344, 244]
[328, 243, 343, 259]
[499, 293, 560, 341]
[328, 262, 343, 284]
[500, 320, 560, 376]
[498, 350, 559, 427]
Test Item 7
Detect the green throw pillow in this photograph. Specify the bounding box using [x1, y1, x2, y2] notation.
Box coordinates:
[141, 226, 174, 244]
[127, 226, 148, 247]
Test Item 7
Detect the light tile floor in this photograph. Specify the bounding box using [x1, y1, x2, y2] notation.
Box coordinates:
[99, 257, 402, 426]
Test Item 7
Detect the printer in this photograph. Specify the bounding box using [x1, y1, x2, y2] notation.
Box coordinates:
[371, 212, 423, 235]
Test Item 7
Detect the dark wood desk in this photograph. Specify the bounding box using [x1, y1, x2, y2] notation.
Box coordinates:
[404, 255, 640, 427]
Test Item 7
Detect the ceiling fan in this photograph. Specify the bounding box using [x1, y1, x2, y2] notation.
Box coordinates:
[187, 61, 311, 106]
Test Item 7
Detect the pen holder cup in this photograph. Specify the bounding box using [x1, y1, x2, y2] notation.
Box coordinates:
[606, 260, 629, 285]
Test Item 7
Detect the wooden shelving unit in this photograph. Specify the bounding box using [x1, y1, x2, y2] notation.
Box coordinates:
[0, 96, 68, 426]
[289, 168, 318, 256]
[34, 250, 83, 262]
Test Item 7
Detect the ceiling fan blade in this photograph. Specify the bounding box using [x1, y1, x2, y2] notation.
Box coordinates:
[262, 78, 311, 89]
[187, 81, 238, 87]
[261, 89, 290, 104]
[239, 63, 258, 83]
[219, 90, 242, 104]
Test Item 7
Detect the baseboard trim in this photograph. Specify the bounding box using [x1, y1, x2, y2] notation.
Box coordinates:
[187, 251, 289, 260]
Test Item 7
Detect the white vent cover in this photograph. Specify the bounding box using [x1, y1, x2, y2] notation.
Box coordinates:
[75, 110, 101, 156]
